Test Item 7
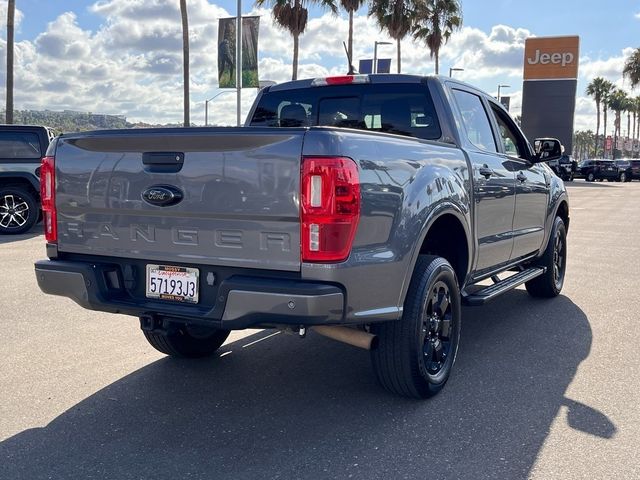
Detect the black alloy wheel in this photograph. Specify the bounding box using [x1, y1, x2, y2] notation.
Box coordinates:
[525, 216, 567, 298]
[421, 281, 454, 376]
[371, 255, 461, 398]
[551, 226, 566, 290]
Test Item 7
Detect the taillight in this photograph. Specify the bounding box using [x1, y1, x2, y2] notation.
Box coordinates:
[40, 155, 57, 243]
[311, 75, 370, 86]
[301, 156, 360, 262]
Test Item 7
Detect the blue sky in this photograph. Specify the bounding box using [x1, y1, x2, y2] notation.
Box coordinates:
[3, 0, 639, 128]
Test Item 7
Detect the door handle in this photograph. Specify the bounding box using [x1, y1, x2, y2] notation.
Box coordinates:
[517, 172, 527, 182]
[478, 166, 494, 178]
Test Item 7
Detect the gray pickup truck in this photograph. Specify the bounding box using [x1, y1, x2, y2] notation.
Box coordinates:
[35, 75, 569, 399]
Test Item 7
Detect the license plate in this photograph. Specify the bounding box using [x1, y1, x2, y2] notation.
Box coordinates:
[146, 264, 199, 303]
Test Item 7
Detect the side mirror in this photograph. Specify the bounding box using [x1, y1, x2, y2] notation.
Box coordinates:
[532, 138, 563, 163]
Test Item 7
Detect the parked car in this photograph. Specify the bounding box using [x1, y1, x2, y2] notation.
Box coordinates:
[34, 74, 569, 399]
[0, 124, 55, 234]
[578, 159, 618, 182]
[548, 154, 576, 181]
[614, 160, 632, 182]
[623, 159, 640, 180]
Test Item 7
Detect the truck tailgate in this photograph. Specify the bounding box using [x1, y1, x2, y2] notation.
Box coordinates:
[54, 128, 303, 271]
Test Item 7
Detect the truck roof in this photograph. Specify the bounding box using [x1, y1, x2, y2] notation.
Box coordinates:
[267, 73, 492, 100]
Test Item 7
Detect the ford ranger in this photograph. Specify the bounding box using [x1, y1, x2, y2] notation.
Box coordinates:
[34, 75, 569, 399]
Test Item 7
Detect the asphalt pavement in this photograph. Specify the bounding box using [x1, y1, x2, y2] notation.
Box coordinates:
[1, 180, 639, 479]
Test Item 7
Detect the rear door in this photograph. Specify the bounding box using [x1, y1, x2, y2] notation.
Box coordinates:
[487, 101, 548, 260]
[450, 88, 516, 273]
[55, 128, 304, 271]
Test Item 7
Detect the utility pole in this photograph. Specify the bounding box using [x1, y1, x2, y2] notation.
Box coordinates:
[6, 0, 15, 124]
[236, 0, 242, 126]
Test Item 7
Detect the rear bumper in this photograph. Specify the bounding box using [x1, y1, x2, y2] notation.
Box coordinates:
[35, 259, 345, 329]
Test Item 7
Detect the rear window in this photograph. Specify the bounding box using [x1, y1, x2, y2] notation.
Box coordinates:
[0, 131, 42, 159]
[250, 83, 442, 140]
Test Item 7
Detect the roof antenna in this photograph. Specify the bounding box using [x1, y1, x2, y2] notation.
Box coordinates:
[343, 41, 357, 75]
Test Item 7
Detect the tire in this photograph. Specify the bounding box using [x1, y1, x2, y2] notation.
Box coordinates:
[143, 323, 230, 358]
[620, 172, 627, 182]
[525, 216, 567, 298]
[586, 172, 595, 182]
[371, 255, 461, 399]
[0, 186, 39, 235]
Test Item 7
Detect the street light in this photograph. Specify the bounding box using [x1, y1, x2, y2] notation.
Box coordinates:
[497, 84, 510, 103]
[205, 90, 236, 126]
[449, 67, 464, 77]
[373, 41, 392, 74]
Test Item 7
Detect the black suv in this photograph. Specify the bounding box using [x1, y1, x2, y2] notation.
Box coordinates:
[621, 159, 640, 181]
[0, 125, 54, 234]
[577, 159, 618, 182]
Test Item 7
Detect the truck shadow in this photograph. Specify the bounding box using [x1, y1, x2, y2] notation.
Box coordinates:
[0, 223, 42, 244]
[0, 291, 612, 479]
[565, 181, 617, 188]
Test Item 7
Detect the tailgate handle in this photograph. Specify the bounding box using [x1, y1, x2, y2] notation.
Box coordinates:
[143, 152, 184, 173]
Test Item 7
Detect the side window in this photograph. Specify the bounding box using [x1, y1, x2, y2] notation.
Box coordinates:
[490, 104, 525, 158]
[452, 89, 497, 153]
[0, 131, 42, 159]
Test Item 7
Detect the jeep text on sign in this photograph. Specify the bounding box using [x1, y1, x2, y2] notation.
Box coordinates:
[523, 36, 580, 80]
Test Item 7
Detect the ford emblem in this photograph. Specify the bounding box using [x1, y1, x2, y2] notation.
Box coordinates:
[141, 185, 183, 207]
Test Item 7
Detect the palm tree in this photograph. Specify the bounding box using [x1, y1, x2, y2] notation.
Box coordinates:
[340, 0, 365, 70]
[623, 48, 640, 89]
[634, 96, 640, 157]
[5, 0, 15, 124]
[256, 0, 337, 80]
[586, 77, 611, 157]
[601, 81, 614, 158]
[412, 0, 462, 75]
[369, 0, 415, 73]
[608, 89, 628, 159]
[180, 0, 190, 127]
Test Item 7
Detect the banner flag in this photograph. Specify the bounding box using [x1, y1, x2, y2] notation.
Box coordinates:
[218, 16, 260, 88]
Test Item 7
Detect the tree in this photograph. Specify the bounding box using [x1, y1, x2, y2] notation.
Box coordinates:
[634, 96, 640, 157]
[5, 0, 15, 124]
[412, 0, 462, 75]
[572, 130, 594, 161]
[586, 77, 612, 157]
[340, 0, 366, 71]
[256, 0, 337, 80]
[369, 0, 415, 73]
[608, 89, 628, 159]
[600, 80, 614, 158]
[180, 0, 190, 127]
[623, 48, 640, 89]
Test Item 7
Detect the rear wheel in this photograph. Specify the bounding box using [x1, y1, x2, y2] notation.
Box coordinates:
[371, 255, 461, 399]
[0, 186, 38, 235]
[525, 216, 567, 298]
[143, 323, 230, 358]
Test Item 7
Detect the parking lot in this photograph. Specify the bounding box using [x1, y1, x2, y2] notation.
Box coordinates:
[1, 181, 639, 480]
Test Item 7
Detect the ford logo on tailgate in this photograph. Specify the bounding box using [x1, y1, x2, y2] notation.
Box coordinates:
[141, 185, 183, 207]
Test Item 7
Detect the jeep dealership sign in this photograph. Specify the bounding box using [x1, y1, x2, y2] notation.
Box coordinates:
[521, 36, 580, 154]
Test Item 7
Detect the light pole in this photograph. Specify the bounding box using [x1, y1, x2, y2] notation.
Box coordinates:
[205, 90, 236, 126]
[449, 67, 464, 77]
[373, 41, 392, 74]
[497, 84, 510, 103]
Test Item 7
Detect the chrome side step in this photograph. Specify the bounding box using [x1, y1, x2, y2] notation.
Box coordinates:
[462, 267, 546, 306]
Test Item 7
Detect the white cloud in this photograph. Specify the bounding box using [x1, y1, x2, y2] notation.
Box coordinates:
[0, 0, 635, 131]
[0, 3, 24, 34]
